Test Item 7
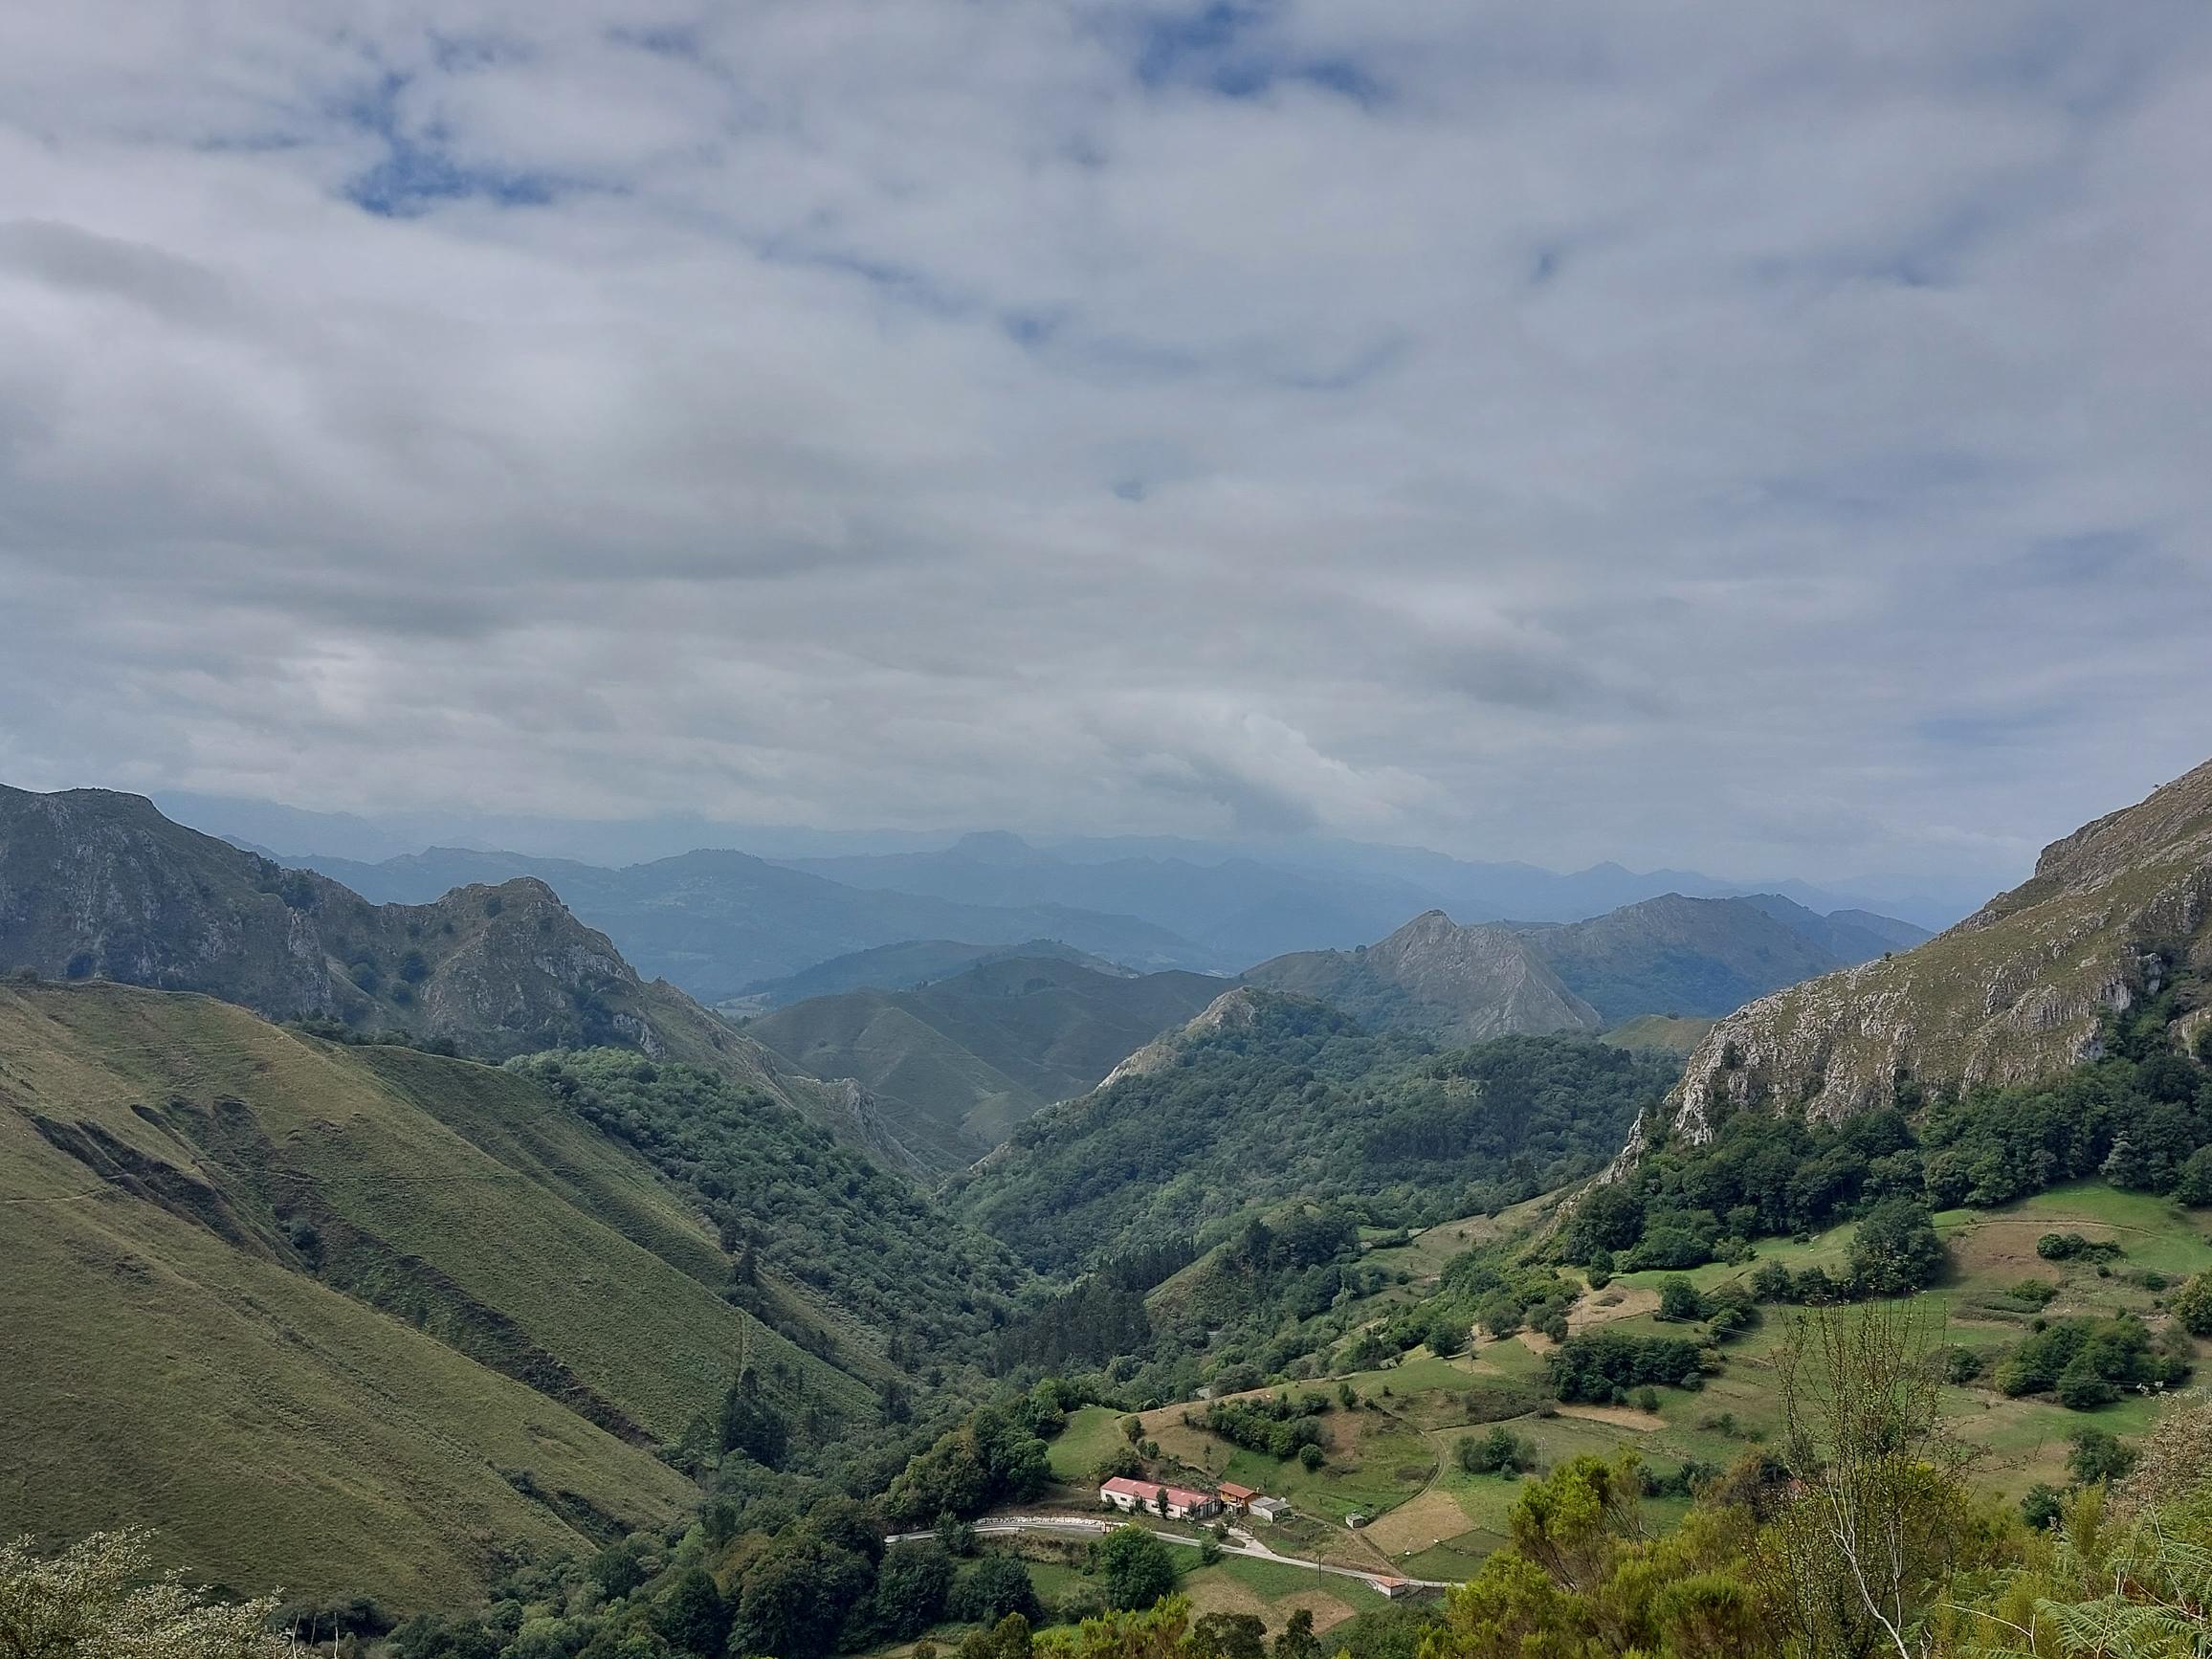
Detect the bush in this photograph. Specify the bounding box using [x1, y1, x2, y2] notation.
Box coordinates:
[1940, 1346, 1985, 1384]
[1995, 1315, 2188, 1406]
[1847, 1198, 1946, 1295]
[1098, 1526, 1176, 1610]
[1456, 1427, 1533, 1476]
[2174, 1147, 2212, 1207]
[946, 1556, 1038, 1626]
[2066, 1427, 2137, 1486]
[1656, 1277, 1705, 1322]
[2172, 1272, 2212, 1337]
[2037, 1231, 2124, 1264]
[1549, 1332, 1705, 1404]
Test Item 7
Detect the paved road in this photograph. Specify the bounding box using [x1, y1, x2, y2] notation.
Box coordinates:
[883, 1515, 1455, 1593]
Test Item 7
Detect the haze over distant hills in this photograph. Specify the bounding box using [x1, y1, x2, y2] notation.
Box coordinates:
[734, 937, 1134, 1013]
[280, 844, 1207, 998]
[1513, 891, 1930, 1023]
[745, 955, 1227, 1171]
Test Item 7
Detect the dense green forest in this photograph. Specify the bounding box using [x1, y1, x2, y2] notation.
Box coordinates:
[509, 1051, 1032, 1371]
[958, 996, 1677, 1273]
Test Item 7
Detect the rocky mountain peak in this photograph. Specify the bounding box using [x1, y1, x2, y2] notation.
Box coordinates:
[1633, 758, 2212, 1159]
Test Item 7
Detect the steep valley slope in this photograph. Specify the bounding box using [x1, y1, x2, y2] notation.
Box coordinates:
[0, 982, 883, 1604]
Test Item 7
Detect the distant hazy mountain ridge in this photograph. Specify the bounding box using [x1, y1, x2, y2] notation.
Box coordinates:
[291, 843, 1206, 997]
[1513, 891, 1925, 1023]
[1244, 910, 1604, 1043]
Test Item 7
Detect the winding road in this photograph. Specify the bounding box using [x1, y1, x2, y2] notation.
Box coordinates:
[883, 1515, 1455, 1593]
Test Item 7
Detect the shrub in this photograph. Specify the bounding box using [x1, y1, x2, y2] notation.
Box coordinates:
[1995, 1315, 2189, 1406]
[1656, 1277, 1705, 1322]
[1456, 1427, 1533, 1476]
[2174, 1147, 2212, 1207]
[1940, 1346, 1985, 1384]
[1847, 1198, 1946, 1295]
[2172, 1272, 2212, 1337]
[2066, 1427, 2137, 1486]
[946, 1556, 1038, 1626]
[1549, 1332, 1704, 1404]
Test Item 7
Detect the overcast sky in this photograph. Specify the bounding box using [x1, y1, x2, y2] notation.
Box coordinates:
[3, 2, 2208, 888]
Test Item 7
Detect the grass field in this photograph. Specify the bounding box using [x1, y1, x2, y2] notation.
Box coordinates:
[0, 983, 863, 1605]
[1127, 1174, 2212, 1590]
[1051, 1405, 1133, 1484]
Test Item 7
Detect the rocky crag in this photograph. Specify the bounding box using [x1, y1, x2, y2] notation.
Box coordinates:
[1629, 759, 2212, 1161]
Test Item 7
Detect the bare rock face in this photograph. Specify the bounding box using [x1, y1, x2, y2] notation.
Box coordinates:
[1639, 759, 2212, 1157]
[1244, 910, 1602, 1044]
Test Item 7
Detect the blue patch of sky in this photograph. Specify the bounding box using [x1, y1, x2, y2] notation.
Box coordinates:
[1130, 2, 1388, 106]
[340, 71, 576, 217]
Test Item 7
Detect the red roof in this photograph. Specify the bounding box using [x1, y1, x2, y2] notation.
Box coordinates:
[1100, 1476, 1213, 1508]
[1218, 1483, 1259, 1503]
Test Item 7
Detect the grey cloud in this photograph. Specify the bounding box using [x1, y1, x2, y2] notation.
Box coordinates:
[0, 1, 2209, 888]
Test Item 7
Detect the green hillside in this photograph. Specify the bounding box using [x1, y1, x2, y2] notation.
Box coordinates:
[953, 990, 1675, 1274]
[0, 981, 871, 1604]
[730, 937, 1127, 1012]
[1600, 1012, 1716, 1053]
[747, 957, 1225, 1168]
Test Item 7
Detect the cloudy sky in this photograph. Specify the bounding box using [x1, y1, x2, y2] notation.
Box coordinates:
[2, 2, 2208, 889]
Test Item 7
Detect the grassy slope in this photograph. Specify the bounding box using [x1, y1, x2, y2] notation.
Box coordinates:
[1601, 1014, 1717, 1054]
[0, 983, 869, 1602]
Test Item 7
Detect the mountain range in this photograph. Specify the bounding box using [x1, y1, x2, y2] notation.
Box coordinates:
[278, 844, 1209, 998]
[727, 890, 1924, 1163]
[1237, 893, 1928, 1045]
[0, 786, 921, 1171]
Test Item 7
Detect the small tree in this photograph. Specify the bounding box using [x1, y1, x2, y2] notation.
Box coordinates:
[1762, 1302, 1988, 1659]
[0, 1531, 290, 1657]
[1658, 1277, 1705, 1323]
[1099, 1525, 1177, 1610]
[2171, 1271, 2212, 1337]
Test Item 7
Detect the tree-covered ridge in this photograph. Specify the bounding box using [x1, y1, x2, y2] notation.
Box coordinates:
[956, 993, 1677, 1274]
[509, 1050, 1032, 1369]
[1572, 983, 2212, 1275]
